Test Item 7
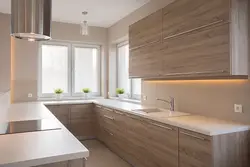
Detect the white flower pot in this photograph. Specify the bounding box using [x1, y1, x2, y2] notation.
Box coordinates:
[118, 94, 124, 100]
[55, 94, 63, 100]
[82, 93, 90, 99]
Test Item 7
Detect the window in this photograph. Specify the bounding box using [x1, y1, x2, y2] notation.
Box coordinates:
[38, 42, 100, 98]
[117, 42, 141, 100]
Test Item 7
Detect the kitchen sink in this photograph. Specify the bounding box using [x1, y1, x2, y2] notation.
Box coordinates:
[132, 108, 164, 113]
[131, 108, 190, 118]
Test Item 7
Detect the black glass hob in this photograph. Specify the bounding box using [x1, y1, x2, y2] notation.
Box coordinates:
[0, 119, 61, 135]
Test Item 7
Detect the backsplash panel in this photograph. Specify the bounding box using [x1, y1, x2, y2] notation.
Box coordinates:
[0, 91, 10, 122]
[142, 80, 250, 124]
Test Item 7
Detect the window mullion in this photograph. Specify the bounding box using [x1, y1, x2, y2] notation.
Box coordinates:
[68, 44, 73, 97]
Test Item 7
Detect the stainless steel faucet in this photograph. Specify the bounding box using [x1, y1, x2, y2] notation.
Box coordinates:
[156, 97, 175, 111]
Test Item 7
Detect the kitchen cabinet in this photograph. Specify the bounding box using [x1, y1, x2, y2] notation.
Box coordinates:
[129, 40, 163, 78]
[95, 107, 179, 167]
[162, 24, 230, 77]
[179, 129, 250, 167]
[129, 9, 162, 50]
[162, 0, 230, 39]
[46, 105, 70, 128]
[34, 158, 85, 167]
[128, 0, 249, 79]
[46, 104, 96, 140]
[179, 129, 212, 167]
[69, 104, 96, 140]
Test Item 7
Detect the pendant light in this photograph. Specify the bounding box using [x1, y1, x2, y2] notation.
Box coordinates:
[11, 0, 52, 41]
[81, 11, 89, 36]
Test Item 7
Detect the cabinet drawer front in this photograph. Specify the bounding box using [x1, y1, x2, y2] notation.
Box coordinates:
[144, 121, 179, 167]
[129, 41, 163, 78]
[163, 0, 230, 38]
[129, 9, 162, 49]
[70, 104, 93, 120]
[179, 129, 212, 167]
[162, 24, 230, 75]
[70, 119, 96, 138]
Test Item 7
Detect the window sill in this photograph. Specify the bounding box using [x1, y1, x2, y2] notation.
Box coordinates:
[109, 97, 141, 104]
[38, 96, 104, 101]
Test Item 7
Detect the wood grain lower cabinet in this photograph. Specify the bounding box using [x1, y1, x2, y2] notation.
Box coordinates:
[34, 158, 85, 167]
[46, 104, 96, 140]
[179, 129, 212, 167]
[179, 129, 250, 167]
[69, 104, 96, 140]
[95, 107, 179, 167]
[46, 105, 70, 128]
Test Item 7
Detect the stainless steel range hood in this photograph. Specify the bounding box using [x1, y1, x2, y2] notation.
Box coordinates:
[11, 0, 52, 41]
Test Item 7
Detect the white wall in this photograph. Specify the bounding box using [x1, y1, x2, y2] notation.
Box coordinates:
[0, 91, 10, 123]
[9, 16, 109, 102]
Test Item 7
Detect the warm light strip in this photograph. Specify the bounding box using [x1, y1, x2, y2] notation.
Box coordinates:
[145, 79, 248, 84]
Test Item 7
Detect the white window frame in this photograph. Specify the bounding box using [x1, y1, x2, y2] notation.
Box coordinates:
[38, 41, 101, 98]
[71, 43, 101, 97]
[116, 41, 141, 100]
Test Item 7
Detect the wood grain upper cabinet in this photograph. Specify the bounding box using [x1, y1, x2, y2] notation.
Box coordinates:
[162, 24, 230, 76]
[129, 9, 162, 49]
[162, 0, 230, 39]
[129, 41, 163, 78]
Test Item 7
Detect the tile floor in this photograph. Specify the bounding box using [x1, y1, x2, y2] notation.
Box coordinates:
[82, 140, 131, 167]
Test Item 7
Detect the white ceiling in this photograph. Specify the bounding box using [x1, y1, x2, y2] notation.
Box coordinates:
[0, 0, 150, 28]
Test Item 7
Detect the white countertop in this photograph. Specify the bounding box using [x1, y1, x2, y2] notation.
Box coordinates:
[0, 103, 89, 167]
[44, 99, 250, 136]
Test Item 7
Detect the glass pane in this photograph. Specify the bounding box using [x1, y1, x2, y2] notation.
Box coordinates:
[132, 78, 141, 95]
[74, 47, 99, 93]
[41, 45, 69, 94]
[118, 44, 131, 94]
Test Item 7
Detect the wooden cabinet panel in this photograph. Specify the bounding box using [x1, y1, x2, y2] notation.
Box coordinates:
[179, 129, 212, 167]
[145, 121, 178, 167]
[70, 104, 93, 119]
[129, 9, 162, 49]
[129, 41, 163, 78]
[34, 159, 85, 167]
[46, 105, 70, 128]
[162, 24, 230, 76]
[162, 0, 230, 39]
[69, 104, 96, 139]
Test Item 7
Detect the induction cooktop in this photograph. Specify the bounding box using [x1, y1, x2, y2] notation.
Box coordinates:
[0, 119, 61, 135]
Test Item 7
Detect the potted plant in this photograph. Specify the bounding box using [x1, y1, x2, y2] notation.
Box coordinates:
[116, 88, 125, 100]
[82, 88, 91, 99]
[54, 88, 63, 100]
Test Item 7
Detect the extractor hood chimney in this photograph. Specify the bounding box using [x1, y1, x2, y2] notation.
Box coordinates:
[11, 0, 52, 41]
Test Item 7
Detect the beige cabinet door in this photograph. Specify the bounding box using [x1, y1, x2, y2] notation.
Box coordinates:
[69, 104, 96, 139]
[162, 24, 230, 77]
[162, 0, 230, 39]
[46, 105, 70, 128]
[179, 129, 212, 167]
[129, 40, 163, 78]
[144, 120, 179, 167]
[129, 9, 162, 49]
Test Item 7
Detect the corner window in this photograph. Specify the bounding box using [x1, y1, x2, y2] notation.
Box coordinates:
[38, 42, 101, 98]
[117, 42, 141, 100]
